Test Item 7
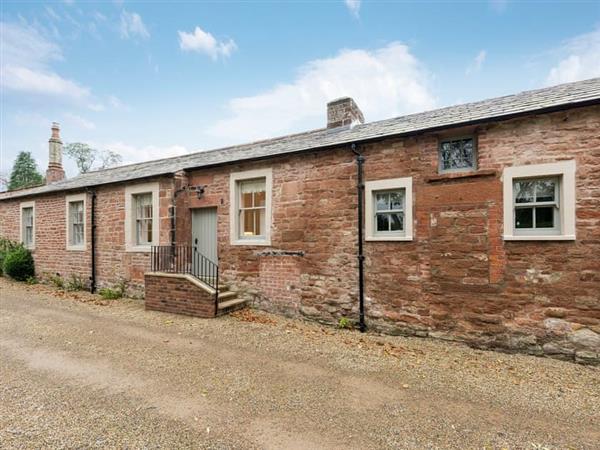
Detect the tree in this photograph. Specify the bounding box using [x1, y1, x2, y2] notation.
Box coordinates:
[99, 149, 123, 170]
[8, 152, 44, 190]
[64, 143, 96, 173]
[64, 143, 122, 173]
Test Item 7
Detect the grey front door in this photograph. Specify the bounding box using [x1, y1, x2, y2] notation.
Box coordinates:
[191, 207, 218, 264]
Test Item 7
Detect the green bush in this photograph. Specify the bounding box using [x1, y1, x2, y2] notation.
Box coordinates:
[65, 274, 86, 291]
[48, 273, 65, 289]
[99, 287, 123, 300]
[3, 245, 35, 281]
[338, 317, 352, 329]
[0, 238, 19, 276]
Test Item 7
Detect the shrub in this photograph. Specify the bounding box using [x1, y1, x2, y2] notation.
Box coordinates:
[338, 317, 352, 329]
[48, 273, 65, 289]
[26, 276, 38, 285]
[3, 245, 35, 281]
[99, 280, 126, 300]
[0, 238, 19, 276]
[99, 287, 123, 300]
[65, 274, 87, 291]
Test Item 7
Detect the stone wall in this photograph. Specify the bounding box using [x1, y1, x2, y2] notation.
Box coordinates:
[145, 272, 216, 318]
[178, 104, 600, 363]
[1, 104, 599, 363]
[0, 177, 174, 294]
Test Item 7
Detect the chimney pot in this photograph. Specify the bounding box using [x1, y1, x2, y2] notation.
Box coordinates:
[326, 97, 364, 129]
[46, 122, 65, 183]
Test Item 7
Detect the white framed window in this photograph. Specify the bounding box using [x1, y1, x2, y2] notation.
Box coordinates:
[66, 193, 86, 251]
[20, 201, 35, 249]
[365, 177, 413, 241]
[503, 160, 576, 241]
[438, 136, 477, 173]
[230, 168, 272, 246]
[125, 182, 160, 252]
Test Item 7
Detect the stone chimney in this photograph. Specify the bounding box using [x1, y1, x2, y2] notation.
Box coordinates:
[46, 122, 65, 183]
[326, 97, 364, 128]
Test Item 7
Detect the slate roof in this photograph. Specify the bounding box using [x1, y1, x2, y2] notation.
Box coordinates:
[2, 77, 599, 201]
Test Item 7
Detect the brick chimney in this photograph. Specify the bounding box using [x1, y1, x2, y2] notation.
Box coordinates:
[46, 122, 65, 183]
[326, 97, 364, 128]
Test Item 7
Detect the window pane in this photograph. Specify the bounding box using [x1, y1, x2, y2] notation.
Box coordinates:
[376, 213, 389, 231]
[536, 207, 555, 228]
[73, 223, 84, 245]
[136, 218, 152, 245]
[535, 179, 556, 202]
[515, 207, 533, 228]
[514, 180, 535, 204]
[390, 212, 404, 231]
[23, 207, 33, 226]
[241, 192, 254, 208]
[242, 209, 255, 236]
[376, 194, 389, 211]
[254, 191, 266, 207]
[390, 191, 404, 210]
[135, 193, 152, 219]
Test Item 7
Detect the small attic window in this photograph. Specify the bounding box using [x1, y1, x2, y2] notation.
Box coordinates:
[438, 136, 477, 173]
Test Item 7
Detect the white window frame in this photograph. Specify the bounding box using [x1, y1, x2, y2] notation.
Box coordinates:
[19, 201, 35, 250]
[503, 160, 576, 241]
[65, 193, 86, 251]
[365, 177, 413, 241]
[229, 168, 272, 246]
[125, 182, 160, 252]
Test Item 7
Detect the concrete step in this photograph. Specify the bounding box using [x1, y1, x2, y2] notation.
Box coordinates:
[217, 291, 237, 302]
[217, 297, 247, 315]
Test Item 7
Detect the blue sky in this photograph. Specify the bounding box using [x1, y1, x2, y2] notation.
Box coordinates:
[1, 0, 599, 178]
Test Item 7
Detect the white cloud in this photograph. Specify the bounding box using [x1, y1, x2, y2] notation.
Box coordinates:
[98, 142, 189, 165]
[119, 10, 150, 40]
[65, 113, 96, 130]
[0, 22, 91, 102]
[207, 42, 436, 144]
[546, 27, 600, 85]
[108, 95, 125, 109]
[178, 26, 237, 60]
[2, 66, 90, 99]
[466, 50, 487, 75]
[345, 0, 361, 17]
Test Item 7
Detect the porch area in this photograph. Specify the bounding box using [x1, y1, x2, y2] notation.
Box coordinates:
[144, 245, 246, 318]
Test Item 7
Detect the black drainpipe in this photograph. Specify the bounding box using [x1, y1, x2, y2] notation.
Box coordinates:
[351, 143, 366, 332]
[88, 189, 97, 293]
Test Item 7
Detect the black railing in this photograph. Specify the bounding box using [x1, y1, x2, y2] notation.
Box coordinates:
[151, 245, 219, 293]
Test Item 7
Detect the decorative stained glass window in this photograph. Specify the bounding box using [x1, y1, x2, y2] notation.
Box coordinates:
[513, 177, 559, 232]
[439, 137, 476, 172]
[374, 190, 404, 234]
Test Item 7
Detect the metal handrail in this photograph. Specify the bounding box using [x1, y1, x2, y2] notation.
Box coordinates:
[151, 245, 219, 293]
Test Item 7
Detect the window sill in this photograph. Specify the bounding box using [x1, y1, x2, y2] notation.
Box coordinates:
[426, 169, 497, 183]
[125, 245, 153, 253]
[366, 235, 413, 242]
[66, 245, 86, 252]
[503, 234, 576, 241]
[231, 239, 271, 247]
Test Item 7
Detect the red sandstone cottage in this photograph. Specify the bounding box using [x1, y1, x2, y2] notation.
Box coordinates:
[1, 79, 599, 363]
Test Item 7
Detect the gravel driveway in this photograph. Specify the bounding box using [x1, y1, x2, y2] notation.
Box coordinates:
[1, 278, 598, 449]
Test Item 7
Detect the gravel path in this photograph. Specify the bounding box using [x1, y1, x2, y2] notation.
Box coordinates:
[1, 278, 598, 449]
